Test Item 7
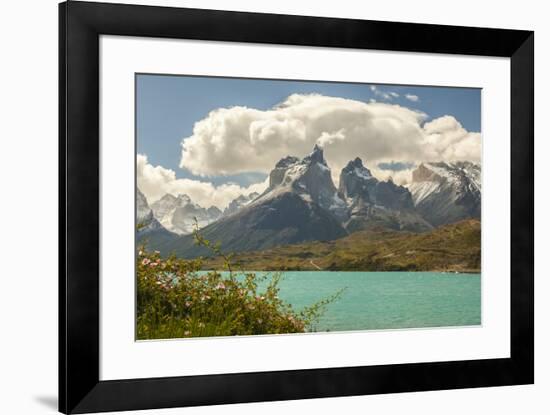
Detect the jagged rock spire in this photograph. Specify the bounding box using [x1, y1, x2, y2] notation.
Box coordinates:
[305, 144, 326, 165]
[341, 156, 372, 177]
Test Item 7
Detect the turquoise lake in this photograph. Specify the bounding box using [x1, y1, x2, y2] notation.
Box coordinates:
[244, 271, 481, 332]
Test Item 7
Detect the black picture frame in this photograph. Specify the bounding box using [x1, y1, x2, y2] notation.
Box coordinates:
[59, 1, 534, 413]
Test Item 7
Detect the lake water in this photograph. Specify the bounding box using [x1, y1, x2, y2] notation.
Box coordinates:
[252, 271, 481, 332]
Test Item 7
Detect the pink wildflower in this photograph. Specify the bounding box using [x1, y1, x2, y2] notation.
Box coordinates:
[141, 258, 150, 266]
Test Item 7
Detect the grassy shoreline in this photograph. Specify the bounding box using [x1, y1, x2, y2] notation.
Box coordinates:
[201, 220, 481, 273]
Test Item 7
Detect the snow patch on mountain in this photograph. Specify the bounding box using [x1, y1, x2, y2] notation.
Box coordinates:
[407, 161, 481, 226]
[136, 189, 164, 233]
[408, 180, 440, 205]
[338, 157, 431, 232]
[252, 144, 348, 220]
[151, 193, 222, 235]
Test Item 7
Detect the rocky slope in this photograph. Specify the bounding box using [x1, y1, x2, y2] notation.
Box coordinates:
[253, 145, 349, 220]
[338, 158, 432, 232]
[223, 192, 259, 217]
[407, 162, 481, 226]
[136, 189, 175, 248]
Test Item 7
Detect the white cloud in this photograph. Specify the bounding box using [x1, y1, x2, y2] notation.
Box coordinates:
[422, 115, 481, 162]
[370, 167, 415, 186]
[405, 94, 419, 102]
[179, 94, 480, 185]
[137, 154, 267, 209]
[369, 85, 395, 100]
[316, 129, 345, 147]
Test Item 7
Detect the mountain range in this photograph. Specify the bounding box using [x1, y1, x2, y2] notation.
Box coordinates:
[137, 145, 481, 258]
[150, 193, 222, 235]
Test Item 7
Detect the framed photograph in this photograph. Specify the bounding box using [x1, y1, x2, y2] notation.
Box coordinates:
[59, 1, 534, 413]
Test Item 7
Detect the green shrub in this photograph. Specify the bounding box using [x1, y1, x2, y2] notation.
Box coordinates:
[136, 227, 343, 340]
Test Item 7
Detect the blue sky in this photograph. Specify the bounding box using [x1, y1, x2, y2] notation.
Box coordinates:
[136, 74, 481, 188]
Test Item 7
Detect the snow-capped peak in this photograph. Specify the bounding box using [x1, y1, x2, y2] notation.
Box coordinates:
[136, 188, 153, 223]
[303, 144, 327, 166]
[411, 161, 481, 191]
[136, 188, 164, 233]
[150, 192, 222, 235]
[407, 161, 481, 226]
[341, 157, 373, 181]
[338, 156, 412, 210]
[253, 145, 347, 220]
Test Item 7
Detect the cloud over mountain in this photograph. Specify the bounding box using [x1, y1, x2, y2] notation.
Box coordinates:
[179, 94, 480, 185]
[137, 154, 267, 209]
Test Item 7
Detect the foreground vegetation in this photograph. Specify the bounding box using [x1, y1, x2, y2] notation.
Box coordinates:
[137, 229, 343, 340]
[202, 219, 481, 273]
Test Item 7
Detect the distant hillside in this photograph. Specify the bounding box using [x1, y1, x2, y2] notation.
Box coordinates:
[202, 219, 481, 273]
